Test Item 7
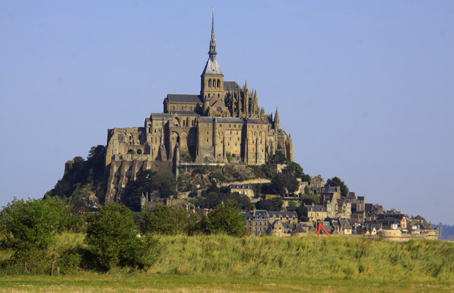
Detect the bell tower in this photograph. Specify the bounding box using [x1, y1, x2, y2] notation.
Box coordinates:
[201, 8, 224, 101]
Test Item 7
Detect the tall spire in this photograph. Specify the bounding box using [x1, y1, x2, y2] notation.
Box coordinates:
[274, 107, 280, 129]
[209, 7, 217, 60]
[201, 8, 223, 77]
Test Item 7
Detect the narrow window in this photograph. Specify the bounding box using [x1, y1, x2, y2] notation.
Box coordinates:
[208, 79, 212, 87]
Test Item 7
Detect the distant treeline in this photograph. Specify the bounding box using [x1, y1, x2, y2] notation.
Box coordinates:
[433, 224, 454, 240]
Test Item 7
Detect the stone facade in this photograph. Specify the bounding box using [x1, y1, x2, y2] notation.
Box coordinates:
[104, 13, 293, 202]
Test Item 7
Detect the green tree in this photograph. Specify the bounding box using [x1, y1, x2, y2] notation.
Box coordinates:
[139, 204, 194, 235]
[0, 197, 70, 265]
[294, 205, 309, 221]
[128, 170, 177, 210]
[255, 199, 281, 211]
[207, 180, 220, 195]
[283, 162, 304, 178]
[202, 200, 248, 237]
[269, 151, 287, 164]
[301, 186, 321, 205]
[271, 173, 299, 196]
[261, 164, 277, 179]
[326, 176, 349, 198]
[85, 203, 160, 271]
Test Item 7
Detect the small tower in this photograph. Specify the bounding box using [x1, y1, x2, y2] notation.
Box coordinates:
[274, 107, 280, 129]
[200, 8, 224, 100]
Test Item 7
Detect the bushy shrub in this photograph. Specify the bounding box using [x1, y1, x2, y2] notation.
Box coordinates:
[0, 197, 70, 267]
[84, 203, 160, 272]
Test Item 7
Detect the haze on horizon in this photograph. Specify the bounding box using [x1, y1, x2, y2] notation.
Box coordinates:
[0, 1, 453, 224]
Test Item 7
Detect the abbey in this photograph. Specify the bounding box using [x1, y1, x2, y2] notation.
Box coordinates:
[104, 13, 293, 202]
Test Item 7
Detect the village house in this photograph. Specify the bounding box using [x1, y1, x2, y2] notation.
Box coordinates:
[228, 184, 255, 198]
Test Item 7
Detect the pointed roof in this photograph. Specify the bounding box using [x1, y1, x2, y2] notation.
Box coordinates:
[202, 8, 223, 76]
[274, 107, 280, 129]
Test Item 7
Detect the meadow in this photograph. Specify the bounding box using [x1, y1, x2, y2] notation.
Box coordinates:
[1, 234, 454, 292]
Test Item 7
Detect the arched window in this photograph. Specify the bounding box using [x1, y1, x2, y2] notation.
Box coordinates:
[137, 149, 142, 154]
[208, 79, 212, 87]
[217, 79, 220, 88]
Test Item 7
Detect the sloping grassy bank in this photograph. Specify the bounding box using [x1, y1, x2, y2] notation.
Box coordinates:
[2, 233, 454, 282]
[153, 235, 454, 281]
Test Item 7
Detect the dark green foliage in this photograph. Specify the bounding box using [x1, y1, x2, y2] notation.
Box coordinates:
[282, 162, 304, 178]
[301, 186, 321, 205]
[269, 151, 287, 164]
[271, 173, 299, 195]
[207, 180, 220, 195]
[84, 203, 160, 272]
[326, 176, 349, 198]
[211, 172, 227, 182]
[190, 192, 251, 211]
[0, 197, 70, 265]
[46, 145, 106, 209]
[56, 245, 84, 274]
[261, 164, 277, 179]
[294, 205, 309, 221]
[200, 201, 248, 237]
[255, 199, 282, 211]
[301, 173, 311, 182]
[139, 204, 199, 235]
[128, 170, 177, 211]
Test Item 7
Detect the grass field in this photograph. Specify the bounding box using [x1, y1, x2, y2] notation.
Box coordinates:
[1, 234, 454, 292]
[0, 274, 454, 292]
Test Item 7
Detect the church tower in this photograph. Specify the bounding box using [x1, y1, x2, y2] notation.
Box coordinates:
[201, 8, 224, 101]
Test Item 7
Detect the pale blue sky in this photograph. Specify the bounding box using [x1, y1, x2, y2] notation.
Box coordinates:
[1, 1, 453, 224]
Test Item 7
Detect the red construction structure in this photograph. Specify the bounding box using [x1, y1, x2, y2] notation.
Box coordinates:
[317, 222, 332, 237]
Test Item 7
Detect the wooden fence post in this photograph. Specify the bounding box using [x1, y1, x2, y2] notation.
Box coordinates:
[24, 262, 27, 273]
[51, 263, 54, 276]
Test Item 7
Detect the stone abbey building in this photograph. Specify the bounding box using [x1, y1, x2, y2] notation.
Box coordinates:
[104, 13, 293, 202]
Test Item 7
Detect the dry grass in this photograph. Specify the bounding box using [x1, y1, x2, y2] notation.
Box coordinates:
[2, 234, 454, 291]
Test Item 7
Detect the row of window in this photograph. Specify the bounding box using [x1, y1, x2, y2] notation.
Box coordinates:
[171, 105, 196, 111]
[208, 79, 221, 88]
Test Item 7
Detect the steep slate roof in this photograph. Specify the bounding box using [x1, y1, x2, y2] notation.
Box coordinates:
[200, 117, 214, 123]
[339, 218, 351, 228]
[268, 211, 297, 218]
[347, 192, 356, 199]
[306, 204, 325, 212]
[264, 114, 273, 124]
[321, 186, 339, 193]
[165, 94, 202, 103]
[168, 111, 200, 116]
[224, 81, 240, 90]
[241, 210, 269, 221]
[150, 113, 173, 119]
[202, 55, 223, 76]
[247, 118, 269, 124]
[214, 117, 243, 123]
